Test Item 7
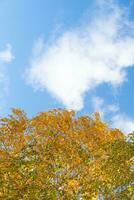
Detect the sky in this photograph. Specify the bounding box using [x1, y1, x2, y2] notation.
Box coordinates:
[0, 0, 134, 134]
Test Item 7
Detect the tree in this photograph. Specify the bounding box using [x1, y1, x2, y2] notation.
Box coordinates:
[0, 108, 133, 199]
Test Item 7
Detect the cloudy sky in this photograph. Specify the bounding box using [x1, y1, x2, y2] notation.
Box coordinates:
[0, 0, 134, 133]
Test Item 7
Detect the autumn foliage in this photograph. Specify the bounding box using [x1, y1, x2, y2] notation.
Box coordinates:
[0, 109, 133, 199]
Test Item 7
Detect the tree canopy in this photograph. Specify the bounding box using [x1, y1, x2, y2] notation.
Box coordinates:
[0, 109, 133, 199]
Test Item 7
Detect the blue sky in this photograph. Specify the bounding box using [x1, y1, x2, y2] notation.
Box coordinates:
[0, 0, 134, 133]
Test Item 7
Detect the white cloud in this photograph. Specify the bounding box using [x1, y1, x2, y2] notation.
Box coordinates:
[92, 96, 134, 134]
[0, 44, 14, 63]
[91, 96, 119, 119]
[26, 0, 134, 110]
[0, 44, 13, 109]
[112, 114, 134, 134]
[91, 96, 105, 118]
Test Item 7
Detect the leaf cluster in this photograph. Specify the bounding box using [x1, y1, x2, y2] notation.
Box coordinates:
[0, 109, 133, 199]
